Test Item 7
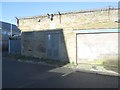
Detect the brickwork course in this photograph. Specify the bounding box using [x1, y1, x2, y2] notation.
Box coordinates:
[18, 8, 118, 64]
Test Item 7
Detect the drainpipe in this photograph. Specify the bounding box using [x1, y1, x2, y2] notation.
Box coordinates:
[76, 33, 78, 65]
[10, 19, 12, 37]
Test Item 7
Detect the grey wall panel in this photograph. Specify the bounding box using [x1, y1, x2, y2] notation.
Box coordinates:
[9, 39, 21, 54]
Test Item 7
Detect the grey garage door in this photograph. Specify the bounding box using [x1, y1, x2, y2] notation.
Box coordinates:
[46, 32, 60, 60]
[77, 33, 118, 62]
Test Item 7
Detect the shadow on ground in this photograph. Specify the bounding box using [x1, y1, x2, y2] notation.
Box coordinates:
[2, 51, 119, 88]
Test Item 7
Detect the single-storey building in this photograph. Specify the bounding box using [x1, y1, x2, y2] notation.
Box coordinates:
[0, 21, 21, 51]
[18, 8, 119, 64]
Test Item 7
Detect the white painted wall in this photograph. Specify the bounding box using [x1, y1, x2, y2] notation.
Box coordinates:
[77, 32, 118, 61]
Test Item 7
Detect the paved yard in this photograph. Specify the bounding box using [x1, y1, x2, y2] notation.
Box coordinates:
[2, 52, 119, 88]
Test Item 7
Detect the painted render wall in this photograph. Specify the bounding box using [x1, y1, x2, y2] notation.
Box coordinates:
[77, 32, 119, 63]
[19, 8, 118, 63]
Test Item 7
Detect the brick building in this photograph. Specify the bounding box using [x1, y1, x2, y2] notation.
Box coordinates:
[18, 8, 119, 64]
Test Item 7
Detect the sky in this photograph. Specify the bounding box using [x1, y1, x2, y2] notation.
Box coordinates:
[1, 2, 118, 25]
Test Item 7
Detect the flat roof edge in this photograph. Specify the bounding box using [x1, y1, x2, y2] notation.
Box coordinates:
[19, 8, 118, 20]
[73, 29, 119, 33]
